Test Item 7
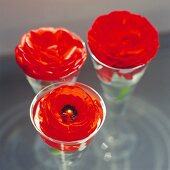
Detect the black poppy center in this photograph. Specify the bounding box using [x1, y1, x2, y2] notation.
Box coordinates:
[60, 104, 78, 123]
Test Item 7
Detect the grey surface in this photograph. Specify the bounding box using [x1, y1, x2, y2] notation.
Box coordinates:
[0, 33, 170, 170]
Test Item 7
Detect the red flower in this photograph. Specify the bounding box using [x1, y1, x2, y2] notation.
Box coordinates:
[33, 85, 104, 151]
[15, 27, 87, 81]
[88, 10, 159, 69]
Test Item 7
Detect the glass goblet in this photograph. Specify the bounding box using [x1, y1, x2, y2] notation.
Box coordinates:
[87, 10, 159, 162]
[15, 27, 87, 93]
[26, 67, 79, 94]
[30, 82, 106, 170]
[89, 47, 147, 159]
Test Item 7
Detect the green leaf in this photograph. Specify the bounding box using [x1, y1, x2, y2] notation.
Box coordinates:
[116, 86, 130, 101]
[49, 148, 61, 155]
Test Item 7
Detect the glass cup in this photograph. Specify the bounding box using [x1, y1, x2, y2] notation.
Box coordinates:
[88, 46, 148, 161]
[15, 27, 87, 94]
[30, 82, 106, 170]
[87, 10, 159, 165]
[26, 67, 79, 93]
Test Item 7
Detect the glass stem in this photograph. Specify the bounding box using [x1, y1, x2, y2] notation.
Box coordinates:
[105, 98, 129, 137]
[102, 84, 137, 157]
[57, 151, 83, 170]
[60, 151, 69, 170]
[49, 147, 84, 170]
[101, 80, 136, 140]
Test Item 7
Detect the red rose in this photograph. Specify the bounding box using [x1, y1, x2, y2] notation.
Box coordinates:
[15, 27, 87, 81]
[88, 10, 159, 69]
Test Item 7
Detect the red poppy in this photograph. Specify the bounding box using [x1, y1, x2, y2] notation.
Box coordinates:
[33, 85, 103, 151]
[15, 27, 87, 81]
[88, 10, 159, 69]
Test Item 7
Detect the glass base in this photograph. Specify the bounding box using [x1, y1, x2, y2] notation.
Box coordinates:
[97, 120, 137, 161]
[1, 98, 170, 170]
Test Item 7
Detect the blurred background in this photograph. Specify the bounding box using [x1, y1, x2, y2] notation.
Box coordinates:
[0, 0, 170, 56]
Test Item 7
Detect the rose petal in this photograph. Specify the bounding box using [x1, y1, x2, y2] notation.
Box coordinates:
[87, 10, 159, 69]
[15, 27, 87, 81]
